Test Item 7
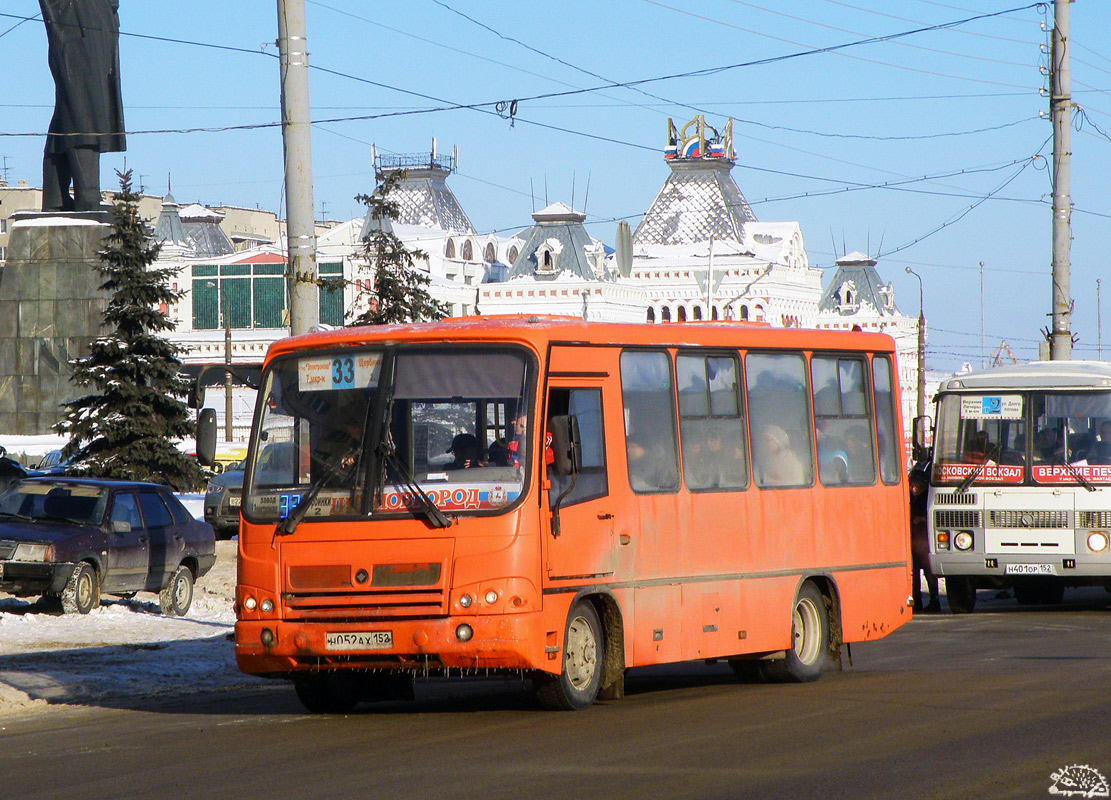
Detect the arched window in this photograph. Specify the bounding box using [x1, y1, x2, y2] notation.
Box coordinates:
[740, 305, 749, 321]
[693, 306, 703, 320]
[677, 306, 687, 322]
[661, 306, 672, 323]
[461, 239, 473, 261]
[647, 306, 656, 323]
[711, 306, 719, 321]
[445, 238, 456, 259]
[507, 246, 519, 264]
[484, 242, 496, 262]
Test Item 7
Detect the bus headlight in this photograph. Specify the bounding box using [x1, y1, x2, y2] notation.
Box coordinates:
[484, 590, 499, 605]
[458, 593, 473, 609]
[953, 531, 974, 551]
[936, 531, 951, 551]
[1087, 532, 1109, 553]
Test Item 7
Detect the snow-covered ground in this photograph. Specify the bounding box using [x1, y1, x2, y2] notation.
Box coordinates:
[0, 495, 266, 723]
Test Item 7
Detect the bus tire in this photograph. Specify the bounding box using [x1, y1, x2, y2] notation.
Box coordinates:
[294, 672, 359, 714]
[1014, 579, 1064, 606]
[536, 600, 604, 710]
[764, 582, 829, 683]
[946, 577, 977, 614]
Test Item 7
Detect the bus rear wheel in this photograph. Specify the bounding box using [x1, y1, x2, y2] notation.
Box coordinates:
[536, 600, 604, 710]
[764, 582, 830, 683]
[945, 577, 977, 614]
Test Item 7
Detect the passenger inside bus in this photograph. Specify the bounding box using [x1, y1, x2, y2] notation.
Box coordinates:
[1088, 421, 1111, 464]
[754, 424, 805, 487]
[446, 434, 485, 470]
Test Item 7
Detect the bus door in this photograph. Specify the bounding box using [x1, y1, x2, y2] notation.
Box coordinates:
[542, 351, 622, 585]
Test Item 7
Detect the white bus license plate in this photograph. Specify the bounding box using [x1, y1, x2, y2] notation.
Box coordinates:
[325, 631, 393, 651]
[1004, 563, 1056, 576]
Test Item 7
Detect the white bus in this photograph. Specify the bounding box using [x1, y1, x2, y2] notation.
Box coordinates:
[925, 361, 1111, 612]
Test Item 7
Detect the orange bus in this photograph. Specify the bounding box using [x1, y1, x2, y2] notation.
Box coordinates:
[198, 316, 912, 711]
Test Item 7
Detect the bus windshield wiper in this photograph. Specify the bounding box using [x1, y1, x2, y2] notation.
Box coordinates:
[274, 446, 359, 538]
[376, 435, 451, 529]
[1056, 455, 1096, 492]
[956, 451, 994, 494]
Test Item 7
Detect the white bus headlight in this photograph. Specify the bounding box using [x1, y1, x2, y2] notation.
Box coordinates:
[1087, 532, 1109, 553]
[953, 531, 974, 551]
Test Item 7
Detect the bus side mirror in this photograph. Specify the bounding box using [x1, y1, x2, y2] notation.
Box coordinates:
[197, 408, 217, 467]
[549, 415, 582, 476]
[187, 379, 205, 410]
[912, 415, 932, 462]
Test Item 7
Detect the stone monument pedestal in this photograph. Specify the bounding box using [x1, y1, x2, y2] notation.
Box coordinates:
[0, 213, 112, 434]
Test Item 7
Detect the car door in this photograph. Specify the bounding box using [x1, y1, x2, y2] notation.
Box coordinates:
[137, 490, 176, 590]
[103, 491, 149, 592]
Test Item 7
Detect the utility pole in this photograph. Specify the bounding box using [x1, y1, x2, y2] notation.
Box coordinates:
[277, 0, 319, 336]
[223, 290, 233, 442]
[1049, 0, 1072, 360]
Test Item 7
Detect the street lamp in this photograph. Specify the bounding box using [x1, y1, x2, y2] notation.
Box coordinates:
[905, 268, 926, 423]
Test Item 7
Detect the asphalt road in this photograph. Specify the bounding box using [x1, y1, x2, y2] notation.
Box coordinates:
[3, 590, 1111, 800]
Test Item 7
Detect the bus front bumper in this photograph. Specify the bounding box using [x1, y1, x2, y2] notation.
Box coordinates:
[235, 613, 557, 677]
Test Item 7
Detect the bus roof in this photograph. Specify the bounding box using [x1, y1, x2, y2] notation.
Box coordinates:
[264, 315, 897, 363]
[938, 360, 1111, 392]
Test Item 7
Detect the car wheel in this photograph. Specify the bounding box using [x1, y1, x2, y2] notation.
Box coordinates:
[294, 673, 359, 714]
[536, 600, 604, 710]
[61, 562, 100, 615]
[159, 564, 194, 616]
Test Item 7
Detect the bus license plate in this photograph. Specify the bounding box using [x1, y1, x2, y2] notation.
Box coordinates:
[325, 631, 393, 651]
[1004, 563, 1056, 576]
[228, 496, 240, 508]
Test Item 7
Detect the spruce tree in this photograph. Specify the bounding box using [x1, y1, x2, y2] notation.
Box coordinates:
[55, 170, 205, 491]
[348, 172, 449, 326]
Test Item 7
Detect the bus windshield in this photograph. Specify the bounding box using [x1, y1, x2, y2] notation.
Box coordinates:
[933, 390, 1111, 486]
[243, 346, 534, 524]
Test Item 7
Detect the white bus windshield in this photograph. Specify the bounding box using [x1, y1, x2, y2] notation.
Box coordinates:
[243, 346, 534, 524]
[933, 391, 1111, 486]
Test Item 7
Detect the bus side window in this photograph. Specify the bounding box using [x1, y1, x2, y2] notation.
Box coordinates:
[872, 355, 901, 484]
[677, 352, 747, 491]
[746, 352, 814, 488]
[619, 350, 680, 493]
[812, 355, 876, 486]
[547, 388, 608, 508]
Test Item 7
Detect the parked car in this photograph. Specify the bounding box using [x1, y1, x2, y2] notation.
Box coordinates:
[0, 477, 216, 615]
[0, 447, 28, 493]
[28, 448, 73, 476]
[203, 460, 244, 539]
[204, 442, 297, 538]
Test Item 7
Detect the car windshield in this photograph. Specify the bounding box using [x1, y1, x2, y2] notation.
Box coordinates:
[0, 482, 109, 526]
[243, 346, 534, 525]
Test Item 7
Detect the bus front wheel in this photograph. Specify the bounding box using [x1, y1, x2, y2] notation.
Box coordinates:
[294, 672, 359, 714]
[946, 577, 977, 614]
[764, 582, 830, 683]
[536, 600, 604, 710]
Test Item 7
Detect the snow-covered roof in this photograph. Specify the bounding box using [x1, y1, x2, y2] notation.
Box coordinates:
[360, 165, 475, 237]
[818, 251, 899, 317]
[633, 158, 757, 247]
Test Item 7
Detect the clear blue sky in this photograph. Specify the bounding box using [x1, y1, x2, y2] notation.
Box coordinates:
[2, 1, 1109, 374]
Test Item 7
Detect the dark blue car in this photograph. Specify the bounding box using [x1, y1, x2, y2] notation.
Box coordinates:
[0, 478, 216, 615]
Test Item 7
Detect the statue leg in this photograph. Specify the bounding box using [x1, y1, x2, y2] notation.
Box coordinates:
[42, 150, 75, 212]
[69, 147, 103, 212]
